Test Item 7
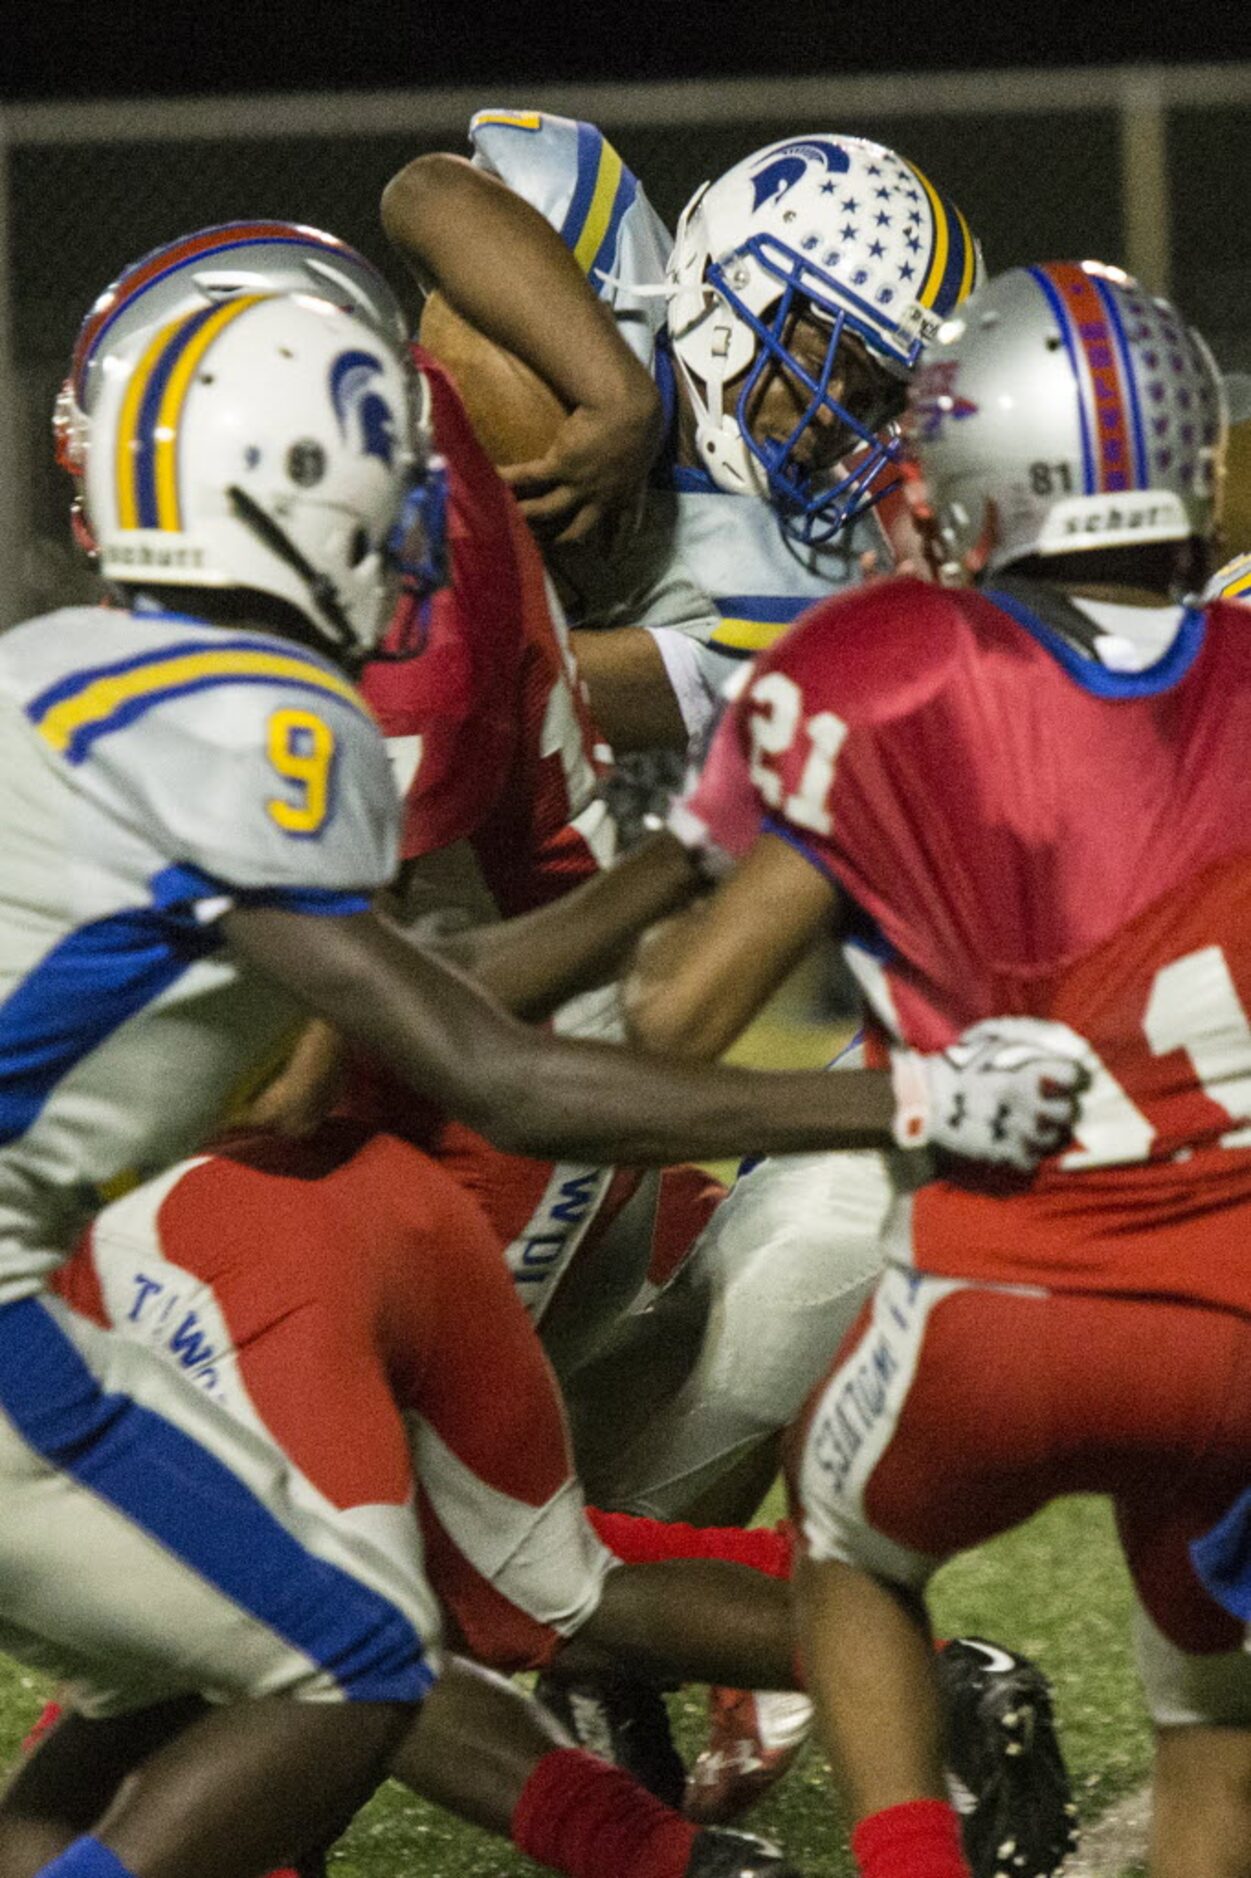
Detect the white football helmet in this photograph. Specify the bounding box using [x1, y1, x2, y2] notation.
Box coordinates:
[65, 221, 408, 459]
[907, 261, 1226, 576]
[665, 135, 984, 543]
[86, 292, 438, 661]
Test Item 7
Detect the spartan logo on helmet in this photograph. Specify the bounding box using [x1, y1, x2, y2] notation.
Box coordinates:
[748, 140, 851, 212]
[908, 359, 980, 443]
[329, 350, 397, 468]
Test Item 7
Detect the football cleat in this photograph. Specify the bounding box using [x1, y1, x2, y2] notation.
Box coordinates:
[935, 1637, 1079, 1878]
[684, 1825, 805, 1878]
[684, 1688, 814, 1824]
[535, 1670, 687, 1809]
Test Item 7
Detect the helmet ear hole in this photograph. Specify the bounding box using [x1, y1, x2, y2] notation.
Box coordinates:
[347, 526, 370, 567]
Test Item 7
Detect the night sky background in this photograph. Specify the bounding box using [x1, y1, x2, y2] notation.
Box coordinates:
[7, 2, 1251, 103]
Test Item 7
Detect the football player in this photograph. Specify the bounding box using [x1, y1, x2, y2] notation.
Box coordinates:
[53, 222, 722, 1371]
[9, 280, 1077, 1878]
[662, 259, 1251, 1878]
[53, 221, 1081, 1867]
[383, 122, 1075, 1839]
[10, 1120, 811, 1878]
[383, 115, 977, 763]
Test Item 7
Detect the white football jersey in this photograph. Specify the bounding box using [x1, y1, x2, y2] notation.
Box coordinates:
[0, 604, 398, 1297]
[470, 109, 877, 700]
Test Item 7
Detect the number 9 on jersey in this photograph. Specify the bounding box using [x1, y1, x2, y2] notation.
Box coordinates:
[266, 707, 337, 836]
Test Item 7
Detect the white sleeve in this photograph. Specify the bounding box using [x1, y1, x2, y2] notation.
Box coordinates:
[84, 666, 400, 907]
[645, 626, 722, 743]
[468, 109, 672, 364]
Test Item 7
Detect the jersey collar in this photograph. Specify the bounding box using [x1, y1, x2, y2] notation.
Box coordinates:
[983, 581, 1208, 699]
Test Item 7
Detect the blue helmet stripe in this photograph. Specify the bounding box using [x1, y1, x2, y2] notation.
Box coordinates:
[130, 302, 222, 527]
[929, 193, 969, 317]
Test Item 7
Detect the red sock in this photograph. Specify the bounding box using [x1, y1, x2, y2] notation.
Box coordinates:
[588, 1509, 793, 1580]
[850, 1800, 971, 1878]
[21, 1700, 63, 1756]
[512, 1746, 699, 1878]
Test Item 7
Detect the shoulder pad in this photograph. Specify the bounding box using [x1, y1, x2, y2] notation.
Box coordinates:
[37, 630, 398, 895]
[754, 577, 964, 727]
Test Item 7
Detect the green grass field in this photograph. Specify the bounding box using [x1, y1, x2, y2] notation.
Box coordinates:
[0, 990, 1155, 1876]
[0, 1495, 1150, 1876]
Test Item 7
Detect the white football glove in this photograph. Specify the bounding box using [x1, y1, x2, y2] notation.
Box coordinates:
[891, 1020, 1088, 1172]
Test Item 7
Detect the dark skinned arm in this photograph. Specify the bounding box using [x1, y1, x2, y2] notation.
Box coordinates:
[567, 627, 690, 752]
[222, 901, 896, 1167]
[381, 153, 662, 545]
[239, 833, 700, 1137]
[623, 832, 842, 1061]
[431, 829, 703, 1021]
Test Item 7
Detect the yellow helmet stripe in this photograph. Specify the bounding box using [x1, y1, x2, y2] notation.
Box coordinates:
[114, 295, 265, 532]
[152, 295, 265, 530]
[911, 161, 951, 311]
[954, 199, 978, 302]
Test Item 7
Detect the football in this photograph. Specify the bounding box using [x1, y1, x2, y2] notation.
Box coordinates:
[417, 289, 568, 467]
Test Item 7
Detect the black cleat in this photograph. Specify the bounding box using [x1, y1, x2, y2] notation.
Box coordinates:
[936, 1637, 1080, 1878]
[684, 1826, 805, 1878]
[535, 1670, 687, 1809]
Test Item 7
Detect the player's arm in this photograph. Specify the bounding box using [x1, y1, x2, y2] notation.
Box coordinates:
[222, 899, 901, 1165]
[623, 832, 835, 1060]
[432, 828, 705, 1019]
[381, 154, 661, 544]
[567, 627, 691, 751]
[224, 903, 1082, 1172]
[241, 831, 704, 1137]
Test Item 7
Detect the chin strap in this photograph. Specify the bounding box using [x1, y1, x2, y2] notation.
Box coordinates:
[226, 484, 357, 659]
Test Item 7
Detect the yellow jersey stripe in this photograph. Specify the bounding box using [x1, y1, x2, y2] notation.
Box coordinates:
[37, 649, 368, 755]
[471, 110, 542, 132]
[709, 618, 791, 653]
[572, 141, 624, 274]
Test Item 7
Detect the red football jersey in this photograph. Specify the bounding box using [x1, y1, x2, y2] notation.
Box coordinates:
[351, 354, 628, 1276]
[685, 576, 1251, 1310]
[362, 348, 610, 903]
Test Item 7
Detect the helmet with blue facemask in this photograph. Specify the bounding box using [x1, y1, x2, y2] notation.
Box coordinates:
[665, 135, 984, 546]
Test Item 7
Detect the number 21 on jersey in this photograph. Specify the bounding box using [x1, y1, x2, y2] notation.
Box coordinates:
[747, 671, 846, 836]
[266, 707, 336, 836]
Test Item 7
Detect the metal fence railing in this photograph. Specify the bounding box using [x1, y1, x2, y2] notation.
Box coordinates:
[2, 62, 1248, 623]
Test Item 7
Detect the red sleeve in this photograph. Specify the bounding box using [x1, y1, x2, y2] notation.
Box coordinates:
[361, 353, 527, 858]
[669, 700, 768, 874]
